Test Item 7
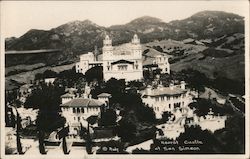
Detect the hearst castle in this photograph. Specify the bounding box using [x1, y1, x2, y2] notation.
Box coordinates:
[76, 34, 170, 81]
[5, 34, 227, 154]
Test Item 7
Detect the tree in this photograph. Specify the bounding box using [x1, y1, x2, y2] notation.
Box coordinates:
[135, 104, 156, 123]
[98, 109, 117, 127]
[214, 114, 245, 153]
[25, 84, 66, 132]
[188, 98, 231, 117]
[162, 111, 174, 122]
[38, 130, 46, 154]
[43, 70, 58, 78]
[117, 119, 136, 142]
[15, 109, 24, 154]
[85, 66, 103, 83]
[87, 115, 98, 125]
[86, 123, 93, 154]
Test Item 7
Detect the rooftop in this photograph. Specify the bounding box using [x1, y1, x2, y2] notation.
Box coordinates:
[142, 48, 169, 66]
[20, 84, 33, 90]
[61, 93, 75, 98]
[97, 93, 112, 98]
[60, 98, 103, 107]
[143, 86, 187, 96]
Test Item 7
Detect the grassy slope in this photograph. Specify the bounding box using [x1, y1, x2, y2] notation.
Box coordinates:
[5, 38, 244, 87]
[171, 53, 244, 81]
[5, 63, 75, 84]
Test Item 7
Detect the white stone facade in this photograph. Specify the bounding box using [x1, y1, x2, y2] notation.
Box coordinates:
[152, 55, 170, 74]
[60, 98, 103, 138]
[141, 82, 193, 119]
[102, 34, 143, 81]
[76, 34, 170, 81]
[75, 52, 102, 74]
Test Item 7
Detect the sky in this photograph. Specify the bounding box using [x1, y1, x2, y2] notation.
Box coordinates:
[1, 1, 249, 38]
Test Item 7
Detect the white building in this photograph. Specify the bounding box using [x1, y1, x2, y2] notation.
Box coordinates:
[60, 98, 104, 138]
[156, 108, 227, 140]
[75, 52, 102, 74]
[143, 48, 170, 74]
[75, 34, 170, 81]
[44, 77, 56, 85]
[196, 108, 227, 133]
[102, 34, 143, 81]
[141, 81, 193, 119]
[61, 93, 75, 104]
[97, 93, 112, 106]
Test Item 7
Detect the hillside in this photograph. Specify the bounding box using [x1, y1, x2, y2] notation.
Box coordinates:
[5, 11, 244, 64]
[5, 10, 245, 88]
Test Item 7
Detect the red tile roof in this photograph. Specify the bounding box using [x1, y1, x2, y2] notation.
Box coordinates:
[60, 98, 103, 107]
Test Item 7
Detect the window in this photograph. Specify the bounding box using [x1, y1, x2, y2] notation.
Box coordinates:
[135, 65, 138, 70]
[169, 104, 171, 109]
[77, 108, 80, 113]
[118, 65, 128, 71]
[107, 66, 110, 71]
[73, 108, 76, 113]
[78, 117, 80, 121]
[155, 97, 159, 102]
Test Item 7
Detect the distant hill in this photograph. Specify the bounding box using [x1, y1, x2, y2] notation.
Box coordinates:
[5, 11, 244, 65]
[5, 10, 245, 85]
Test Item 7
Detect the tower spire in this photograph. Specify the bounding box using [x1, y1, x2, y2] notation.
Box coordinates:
[94, 45, 98, 61]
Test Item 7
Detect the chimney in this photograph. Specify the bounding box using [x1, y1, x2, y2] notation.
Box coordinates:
[180, 81, 186, 90]
[170, 83, 174, 90]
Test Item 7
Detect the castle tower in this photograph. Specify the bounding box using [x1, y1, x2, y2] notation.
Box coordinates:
[103, 35, 112, 46]
[131, 34, 142, 59]
[103, 35, 113, 61]
[94, 45, 98, 61]
[132, 34, 140, 45]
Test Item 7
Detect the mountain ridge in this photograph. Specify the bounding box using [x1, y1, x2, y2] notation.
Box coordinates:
[5, 10, 244, 68]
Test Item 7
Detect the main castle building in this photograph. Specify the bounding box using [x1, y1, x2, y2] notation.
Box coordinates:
[76, 34, 169, 81]
[102, 34, 143, 81]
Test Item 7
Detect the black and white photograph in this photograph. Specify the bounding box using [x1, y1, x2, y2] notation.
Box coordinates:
[1, 0, 249, 158]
